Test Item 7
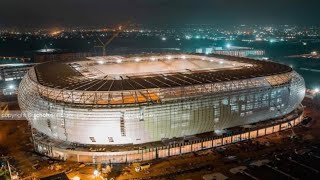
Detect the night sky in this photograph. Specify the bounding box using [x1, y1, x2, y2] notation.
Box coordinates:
[0, 0, 320, 27]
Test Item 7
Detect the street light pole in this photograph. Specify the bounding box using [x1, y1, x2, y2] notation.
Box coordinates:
[7, 160, 12, 180]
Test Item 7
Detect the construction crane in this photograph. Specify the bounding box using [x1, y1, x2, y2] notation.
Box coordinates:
[95, 24, 126, 56]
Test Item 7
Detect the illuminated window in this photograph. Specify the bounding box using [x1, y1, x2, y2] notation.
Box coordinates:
[231, 105, 239, 112]
[222, 98, 228, 105]
[241, 104, 246, 111]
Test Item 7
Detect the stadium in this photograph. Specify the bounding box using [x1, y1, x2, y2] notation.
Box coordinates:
[18, 54, 305, 162]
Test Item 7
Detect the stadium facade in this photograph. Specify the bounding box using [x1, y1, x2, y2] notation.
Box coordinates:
[18, 54, 305, 162]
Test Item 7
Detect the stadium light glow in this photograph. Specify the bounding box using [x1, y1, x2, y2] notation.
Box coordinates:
[226, 43, 231, 48]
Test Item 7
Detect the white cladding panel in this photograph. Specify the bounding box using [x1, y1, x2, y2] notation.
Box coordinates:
[18, 71, 305, 145]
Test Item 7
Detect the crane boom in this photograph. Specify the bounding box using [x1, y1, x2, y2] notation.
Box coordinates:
[95, 24, 128, 56]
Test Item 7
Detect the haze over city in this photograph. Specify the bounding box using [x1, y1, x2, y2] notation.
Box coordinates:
[1, 0, 320, 27]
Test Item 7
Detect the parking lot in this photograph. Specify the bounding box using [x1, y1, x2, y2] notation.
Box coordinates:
[223, 143, 320, 180]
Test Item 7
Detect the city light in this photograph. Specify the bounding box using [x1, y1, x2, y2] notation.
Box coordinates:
[166, 55, 172, 60]
[8, 84, 15, 90]
[181, 55, 186, 59]
[226, 43, 231, 49]
[72, 176, 80, 180]
[150, 57, 156, 61]
[135, 58, 141, 62]
[269, 39, 276, 43]
[116, 59, 122, 63]
[93, 170, 100, 177]
[161, 37, 167, 41]
[50, 30, 63, 36]
[314, 88, 319, 93]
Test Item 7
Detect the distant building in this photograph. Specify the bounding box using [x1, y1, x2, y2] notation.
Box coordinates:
[0, 56, 31, 63]
[205, 48, 213, 54]
[0, 64, 34, 96]
[212, 49, 265, 57]
[33, 49, 92, 63]
[0, 64, 33, 82]
[0, 50, 92, 95]
[196, 46, 265, 57]
[196, 48, 203, 54]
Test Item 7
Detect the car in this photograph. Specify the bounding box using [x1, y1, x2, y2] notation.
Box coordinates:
[135, 163, 151, 172]
[32, 164, 40, 170]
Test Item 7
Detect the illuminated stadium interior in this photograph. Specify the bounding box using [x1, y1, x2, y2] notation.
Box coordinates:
[81, 55, 249, 79]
